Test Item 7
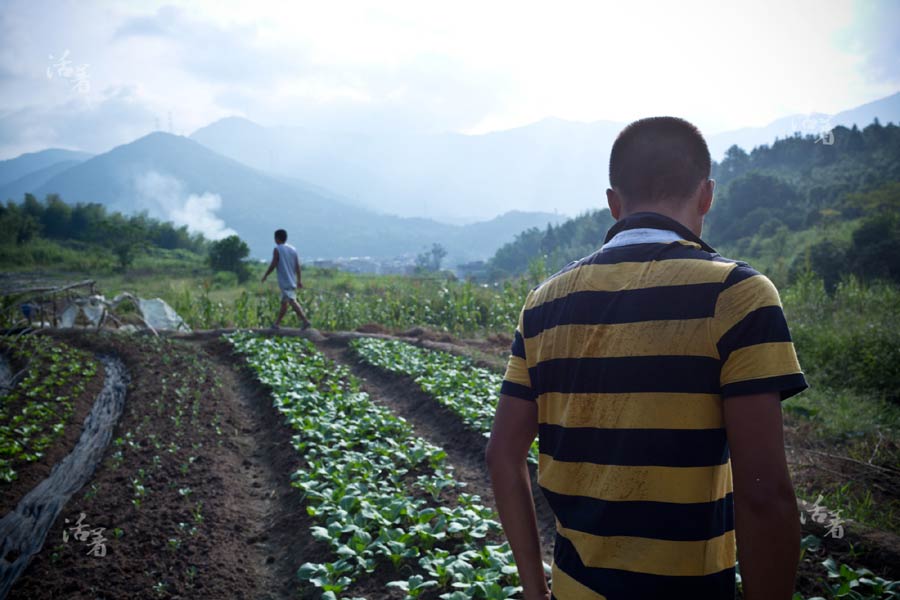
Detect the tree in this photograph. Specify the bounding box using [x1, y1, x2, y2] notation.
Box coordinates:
[70, 202, 107, 242]
[842, 181, 900, 218]
[851, 213, 900, 283]
[155, 222, 192, 250]
[40, 194, 72, 239]
[717, 145, 750, 178]
[0, 201, 39, 245]
[706, 172, 802, 245]
[209, 235, 251, 282]
[416, 242, 447, 273]
[22, 194, 42, 219]
[807, 238, 850, 293]
[110, 222, 143, 272]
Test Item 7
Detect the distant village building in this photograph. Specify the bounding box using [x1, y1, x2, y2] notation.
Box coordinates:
[310, 255, 417, 275]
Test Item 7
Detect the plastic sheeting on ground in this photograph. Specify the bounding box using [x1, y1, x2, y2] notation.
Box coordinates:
[0, 356, 128, 598]
[80, 297, 106, 326]
[58, 303, 79, 328]
[57, 294, 191, 332]
[137, 298, 190, 332]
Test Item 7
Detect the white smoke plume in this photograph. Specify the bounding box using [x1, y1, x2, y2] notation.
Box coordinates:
[132, 171, 236, 240]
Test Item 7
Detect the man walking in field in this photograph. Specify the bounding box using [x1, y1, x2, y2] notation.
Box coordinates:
[486, 117, 807, 600]
[261, 228, 312, 330]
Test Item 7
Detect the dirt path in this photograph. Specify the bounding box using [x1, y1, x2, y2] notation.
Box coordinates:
[200, 339, 322, 600]
[318, 337, 557, 565]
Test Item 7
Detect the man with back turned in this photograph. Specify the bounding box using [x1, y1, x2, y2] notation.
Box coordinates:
[261, 228, 312, 330]
[486, 116, 807, 600]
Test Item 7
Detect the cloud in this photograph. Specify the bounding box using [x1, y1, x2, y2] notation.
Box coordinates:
[115, 4, 510, 135]
[211, 49, 511, 134]
[835, 0, 900, 85]
[112, 4, 181, 39]
[113, 5, 295, 86]
[0, 84, 157, 157]
[133, 170, 236, 240]
[0, 0, 897, 162]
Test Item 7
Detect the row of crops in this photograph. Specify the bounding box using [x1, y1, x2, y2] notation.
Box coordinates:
[348, 337, 538, 464]
[0, 335, 98, 482]
[348, 337, 900, 600]
[173, 277, 532, 336]
[226, 332, 526, 599]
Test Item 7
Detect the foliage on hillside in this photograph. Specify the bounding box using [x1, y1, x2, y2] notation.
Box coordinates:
[487, 120, 900, 286]
[208, 235, 251, 282]
[488, 209, 614, 280]
[0, 193, 209, 271]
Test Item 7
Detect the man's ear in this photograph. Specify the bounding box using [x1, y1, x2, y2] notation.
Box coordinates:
[698, 179, 714, 216]
[606, 188, 622, 220]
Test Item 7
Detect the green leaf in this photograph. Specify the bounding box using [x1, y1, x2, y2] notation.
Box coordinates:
[297, 562, 323, 580]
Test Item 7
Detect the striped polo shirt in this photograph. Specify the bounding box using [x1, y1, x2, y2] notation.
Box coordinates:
[501, 211, 808, 600]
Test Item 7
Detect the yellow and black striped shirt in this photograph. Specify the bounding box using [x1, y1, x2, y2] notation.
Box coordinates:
[501, 212, 807, 600]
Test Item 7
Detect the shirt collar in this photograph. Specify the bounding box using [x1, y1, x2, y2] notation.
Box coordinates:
[603, 211, 717, 253]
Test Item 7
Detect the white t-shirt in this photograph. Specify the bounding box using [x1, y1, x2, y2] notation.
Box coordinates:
[275, 243, 300, 290]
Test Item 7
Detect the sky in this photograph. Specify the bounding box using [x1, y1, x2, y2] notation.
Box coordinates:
[0, 0, 898, 158]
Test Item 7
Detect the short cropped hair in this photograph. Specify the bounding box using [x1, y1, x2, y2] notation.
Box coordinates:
[609, 116, 711, 205]
[274, 229, 287, 243]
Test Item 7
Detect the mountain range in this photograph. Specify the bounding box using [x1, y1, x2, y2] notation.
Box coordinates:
[0, 149, 92, 188]
[190, 92, 900, 221]
[2, 91, 897, 264]
[0, 134, 562, 263]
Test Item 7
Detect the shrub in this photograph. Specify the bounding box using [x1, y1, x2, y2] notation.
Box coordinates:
[784, 275, 900, 401]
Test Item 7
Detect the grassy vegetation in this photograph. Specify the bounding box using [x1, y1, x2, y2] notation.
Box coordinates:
[784, 275, 900, 396]
[720, 218, 862, 289]
[0, 237, 118, 272]
[3, 218, 898, 538]
[81, 263, 531, 336]
[775, 276, 900, 534]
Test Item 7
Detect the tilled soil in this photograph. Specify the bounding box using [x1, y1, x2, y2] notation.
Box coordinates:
[202, 338, 327, 600]
[783, 419, 900, 591]
[5, 329, 528, 600]
[4, 328, 898, 600]
[6, 333, 319, 599]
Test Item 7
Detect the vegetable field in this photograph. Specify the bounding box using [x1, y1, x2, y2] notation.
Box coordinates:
[228, 333, 521, 598]
[0, 325, 897, 599]
[0, 336, 98, 484]
[348, 338, 538, 464]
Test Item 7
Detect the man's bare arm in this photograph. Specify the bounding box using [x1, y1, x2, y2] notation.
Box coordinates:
[295, 256, 303, 288]
[486, 394, 549, 599]
[725, 391, 800, 600]
[261, 248, 278, 282]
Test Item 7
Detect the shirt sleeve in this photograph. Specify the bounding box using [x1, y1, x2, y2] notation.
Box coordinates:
[500, 304, 537, 402]
[714, 265, 808, 400]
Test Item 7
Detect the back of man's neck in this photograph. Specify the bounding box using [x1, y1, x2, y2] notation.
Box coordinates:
[619, 207, 699, 237]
